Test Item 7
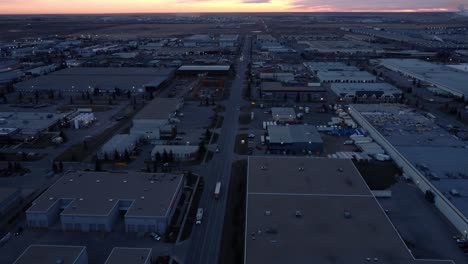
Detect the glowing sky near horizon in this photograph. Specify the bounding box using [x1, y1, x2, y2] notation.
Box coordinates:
[0, 0, 462, 14]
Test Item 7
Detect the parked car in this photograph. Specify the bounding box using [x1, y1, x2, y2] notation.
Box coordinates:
[150, 232, 161, 241]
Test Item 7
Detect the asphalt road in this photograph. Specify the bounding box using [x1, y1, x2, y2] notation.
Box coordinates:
[184, 35, 251, 264]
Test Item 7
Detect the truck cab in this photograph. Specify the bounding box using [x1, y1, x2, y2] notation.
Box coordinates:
[196, 208, 204, 225]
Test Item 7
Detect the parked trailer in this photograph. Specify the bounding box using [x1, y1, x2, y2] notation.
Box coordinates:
[214, 181, 221, 199]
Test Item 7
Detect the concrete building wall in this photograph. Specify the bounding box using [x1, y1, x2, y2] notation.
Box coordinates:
[61, 214, 112, 232]
[349, 106, 468, 235]
[125, 217, 165, 233]
[268, 142, 323, 155]
[27, 200, 61, 228]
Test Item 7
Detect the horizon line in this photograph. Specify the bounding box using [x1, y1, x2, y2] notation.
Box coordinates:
[0, 10, 458, 16]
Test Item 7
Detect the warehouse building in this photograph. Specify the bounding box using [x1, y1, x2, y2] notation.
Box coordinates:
[349, 104, 468, 238]
[330, 83, 402, 102]
[26, 171, 184, 234]
[259, 72, 295, 82]
[219, 34, 239, 48]
[260, 82, 325, 100]
[13, 245, 88, 264]
[271, 107, 296, 123]
[0, 111, 71, 141]
[379, 59, 468, 98]
[104, 247, 152, 264]
[244, 156, 455, 264]
[131, 98, 182, 140]
[98, 134, 140, 160]
[304, 62, 376, 83]
[177, 65, 231, 76]
[267, 125, 323, 154]
[151, 145, 199, 161]
[15, 67, 174, 93]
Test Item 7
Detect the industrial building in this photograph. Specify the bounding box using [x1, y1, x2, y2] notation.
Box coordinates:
[104, 247, 152, 264]
[219, 34, 239, 48]
[259, 72, 295, 82]
[13, 245, 153, 264]
[15, 67, 175, 93]
[379, 59, 468, 98]
[300, 40, 383, 54]
[330, 83, 402, 102]
[151, 145, 199, 161]
[260, 82, 325, 100]
[267, 125, 323, 154]
[271, 107, 296, 123]
[349, 104, 468, 237]
[0, 187, 21, 216]
[177, 65, 231, 76]
[131, 98, 183, 140]
[244, 156, 455, 264]
[26, 171, 185, 234]
[0, 111, 71, 140]
[98, 134, 140, 160]
[13, 245, 88, 264]
[304, 62, 376, 83]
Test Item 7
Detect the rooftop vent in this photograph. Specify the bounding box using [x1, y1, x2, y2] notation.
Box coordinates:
[373, 258, 379, 262]
[108, 199, 113, 202]
[49, 197, 54, 200]
[298, 167, 304, 171]
[123, 180, 128, 183]
[295, 210, 303, 218]
[96, 179, 101, 183]
[69, 179, 74, 182]
[141, 196, 145, 200]
[265, 210, 271, 216]
[260, 165, 268, 170]
[150, 180, 154, 184]
[338, 168, 344, 172]
[344, 210, 352, 219]
[79, 198, 84, 201]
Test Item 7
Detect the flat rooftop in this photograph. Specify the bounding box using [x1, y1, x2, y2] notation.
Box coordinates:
[245, 157, 454, 264]
[247, 157, 370, 196]
[27, 171, 184, 217]
[0, 111, 70, 134]
[177, 65, 231, 72]
[100, 134, 139, 153]
[267, 125, 322, 144]
[317, 70, 376, 82]
[104, 247, 152, 264]
[13, 245, 86, 264]
[379, 59, 468, 97]
[301, 40, 382, 53]
[271, 107, 295, 118]
[134, 98, 182, 120]
[350, 104, 468, 218]
[330, 83, 402, 97]
[261, 82, 325, 93]
[15, 67, 174, 92]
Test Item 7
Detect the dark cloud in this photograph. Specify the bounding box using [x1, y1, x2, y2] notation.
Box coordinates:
[288, 0, 456, 11]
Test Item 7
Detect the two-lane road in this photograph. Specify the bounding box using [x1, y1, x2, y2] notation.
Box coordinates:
[184, 35, 251, 264]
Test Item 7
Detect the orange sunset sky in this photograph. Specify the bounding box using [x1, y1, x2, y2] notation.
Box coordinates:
[0, 0, 462, 14]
